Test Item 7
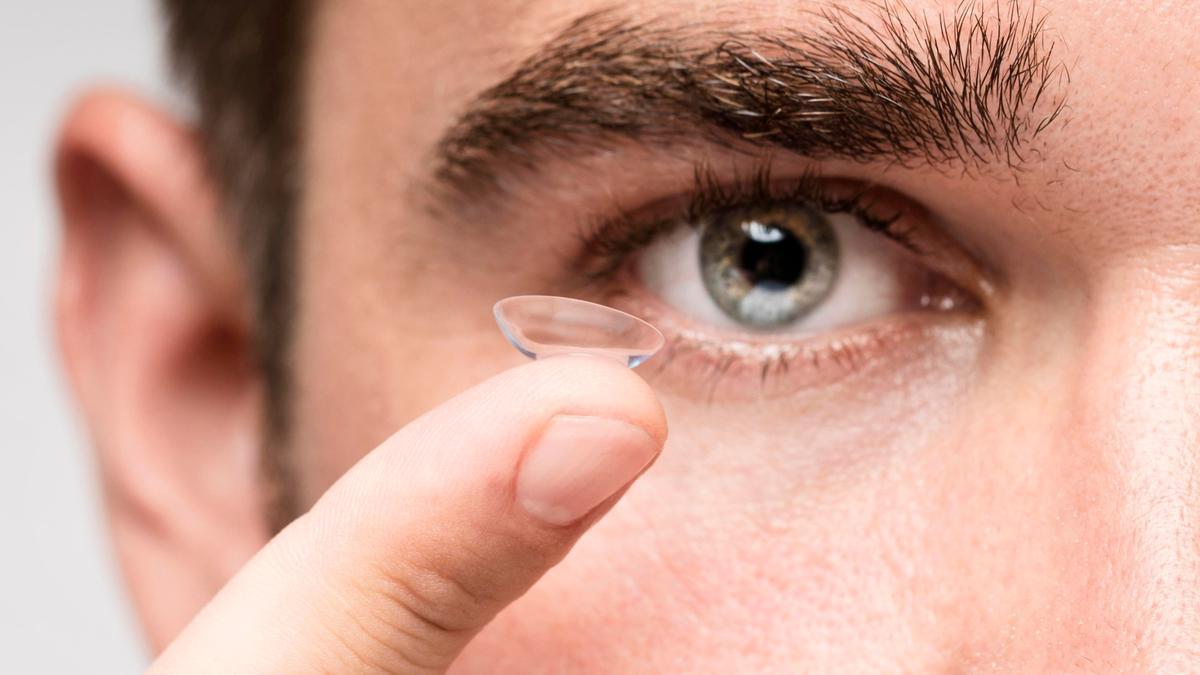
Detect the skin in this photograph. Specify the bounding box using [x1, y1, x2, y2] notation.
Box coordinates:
[53, 0, 1200, 672]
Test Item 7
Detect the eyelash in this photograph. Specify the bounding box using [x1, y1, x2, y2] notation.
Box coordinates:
[571, 160, 915, 284]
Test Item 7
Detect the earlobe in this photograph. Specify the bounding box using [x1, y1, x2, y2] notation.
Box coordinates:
[54, 90, 269, 652]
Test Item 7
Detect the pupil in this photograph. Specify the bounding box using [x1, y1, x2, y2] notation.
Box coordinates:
[738, 219, 808, 289]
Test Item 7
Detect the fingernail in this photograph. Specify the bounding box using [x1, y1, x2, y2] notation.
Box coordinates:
[517, 415, 660, 526]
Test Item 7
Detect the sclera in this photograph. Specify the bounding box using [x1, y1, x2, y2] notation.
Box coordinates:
[493, 295, 665, 368]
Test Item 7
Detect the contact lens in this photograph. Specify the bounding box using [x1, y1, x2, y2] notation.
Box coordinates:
[493, 295, 664, 368]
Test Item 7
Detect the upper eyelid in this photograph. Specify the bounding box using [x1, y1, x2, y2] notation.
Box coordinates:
[683, 161, 903, 234]
[570, 160, 926, 285]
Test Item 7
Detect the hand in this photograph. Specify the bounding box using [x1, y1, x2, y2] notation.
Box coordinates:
[148, 354, 667, 673]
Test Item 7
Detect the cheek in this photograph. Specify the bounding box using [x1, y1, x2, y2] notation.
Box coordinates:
[459, 319, 988, 668]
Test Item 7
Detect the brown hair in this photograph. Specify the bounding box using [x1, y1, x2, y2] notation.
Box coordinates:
[160, 1, 313, 520]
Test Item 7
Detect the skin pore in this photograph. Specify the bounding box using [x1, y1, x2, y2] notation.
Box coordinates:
[55, 0, 1200, 671]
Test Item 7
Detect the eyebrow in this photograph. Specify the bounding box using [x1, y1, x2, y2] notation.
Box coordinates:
[431, 2, 1068, 200]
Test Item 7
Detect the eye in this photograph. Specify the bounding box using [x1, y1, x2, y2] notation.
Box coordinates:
[566, 163, 986, 400]
[695, 203, 839, 329]
[636, 197, 966, 336]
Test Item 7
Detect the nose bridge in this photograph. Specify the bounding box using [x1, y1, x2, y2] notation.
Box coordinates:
[1062, 257, 1200, 663]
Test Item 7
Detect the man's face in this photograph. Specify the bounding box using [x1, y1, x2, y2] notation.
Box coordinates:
[246, 0, 1200, 669]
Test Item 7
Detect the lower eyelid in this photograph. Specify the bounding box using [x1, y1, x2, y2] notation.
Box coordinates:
[598, 280, 985, 404]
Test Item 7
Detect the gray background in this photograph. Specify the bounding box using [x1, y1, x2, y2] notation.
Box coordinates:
[3, 1, 166, 670]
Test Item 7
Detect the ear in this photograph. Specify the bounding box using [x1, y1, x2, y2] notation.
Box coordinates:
[53, 90, 269, 652]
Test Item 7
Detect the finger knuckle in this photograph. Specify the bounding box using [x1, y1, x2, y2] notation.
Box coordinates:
[371, 555, 499, 636]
